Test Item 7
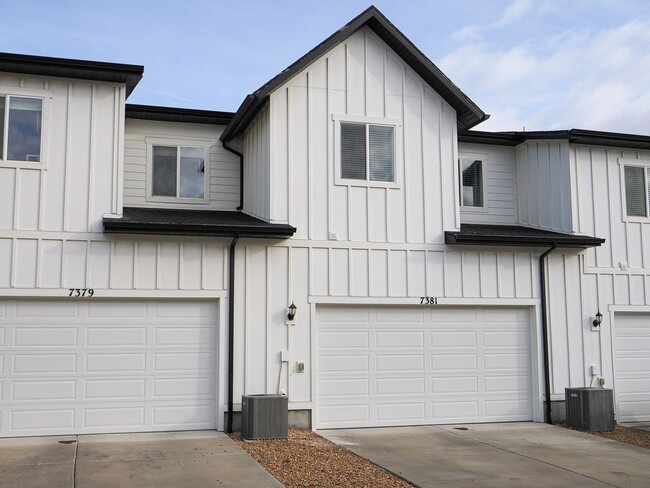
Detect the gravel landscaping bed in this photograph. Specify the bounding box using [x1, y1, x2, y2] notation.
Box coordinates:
[561, 424, 650, 449]
[230, 429, 413, 488]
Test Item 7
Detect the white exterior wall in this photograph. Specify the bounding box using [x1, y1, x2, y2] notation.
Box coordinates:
[459, 143, 518, 225]
[240, 106, 270, 220]
[123, 119, 239, 211]
[543, 144, 650, 409]
[268, 27, 460, 240]
[516, 141, 573, 233]
[229, 28, 552, 421]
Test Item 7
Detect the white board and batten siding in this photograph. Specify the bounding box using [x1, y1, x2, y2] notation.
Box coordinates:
[261, 26, 459, 243]
[458, 143, 518, 225]
[0, 299, 218, 437]
[124, 119, 240, 211]
[240, 106, 271, 221]
[315, 305, 534, 428]
[0, 73, 124, 234]
[516, 141, 573, 233]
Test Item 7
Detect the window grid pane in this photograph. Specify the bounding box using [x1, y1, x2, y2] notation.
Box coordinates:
[369, 125, 394, 182]
[341, 123, 366, 180]
[152, 146, 178, 197]
[179, 147, 205, 198]
[7, 96, 42, 162]
[461, 159, 483, 207]
[624, 166, 647, 217]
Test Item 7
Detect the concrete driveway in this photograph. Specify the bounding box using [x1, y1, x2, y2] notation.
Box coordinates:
[0, 430, 282, 488]
[320, 422, 650, 488]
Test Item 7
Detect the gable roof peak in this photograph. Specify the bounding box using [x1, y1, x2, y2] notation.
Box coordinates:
[221, 5, 487, 142]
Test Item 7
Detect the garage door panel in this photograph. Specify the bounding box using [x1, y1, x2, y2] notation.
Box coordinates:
[319, 331, 369, 349]
[377, 402, 426, 421]
[431, 331, 477, 348]
[317, 306, 533, 428]
[376, 331, 424, 348]
[319, 355, 368, 373]
[14, 327, 77, 347]
[84, 379, 146, 400]
[86, 327, 147, 347]
[12, 409, 75, 431]
[12, 380, 76, 401]
[377, 354, 424, 372]
[0, 299, 218, 437]
[615, 313, 650, 422]
[13, 354, 77, 374]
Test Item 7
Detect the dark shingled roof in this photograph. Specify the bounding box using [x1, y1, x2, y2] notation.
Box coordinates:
[221, 5, 487, 142]
[104, 207, 296, 239]
[445, 224, 605, 248]
[0, 52, 143, 97]
[459, 129, 650, 150]
[126, 104, 235, 125]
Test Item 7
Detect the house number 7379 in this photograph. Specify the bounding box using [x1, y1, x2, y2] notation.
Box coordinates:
[420, 297, 438, 305]
[68, 288, 94, 297]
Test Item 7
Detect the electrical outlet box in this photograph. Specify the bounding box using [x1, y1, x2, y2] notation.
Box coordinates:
[296, 361, 305, 373]
[280, 350, 289, 362]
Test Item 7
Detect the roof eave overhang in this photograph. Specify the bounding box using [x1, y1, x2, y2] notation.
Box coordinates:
[444, 231, 605, 249]
[0, 52, 144, 97]
[103, 218, 296, 240]
[126, 104, 235, 125]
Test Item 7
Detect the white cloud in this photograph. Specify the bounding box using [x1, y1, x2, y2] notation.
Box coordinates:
[493, 0, 534, 28]
[450, 0, 538, 43]
[440, 19, 650, 133]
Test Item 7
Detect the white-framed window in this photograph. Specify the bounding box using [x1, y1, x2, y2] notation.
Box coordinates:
[333, 114, 401, 188]
[620, 158, 650, 220]
[0, 91, 47, 166]
[146, 138, 210, 204]
[458, 154, 486, 209]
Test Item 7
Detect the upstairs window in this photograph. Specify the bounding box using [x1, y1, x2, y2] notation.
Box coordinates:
[624, 165, 649, 218]
[340, 122, 395, 183]
[150, 144, 207, 201]
[0, 95, 43, 163]
[459, 158, 484, 207]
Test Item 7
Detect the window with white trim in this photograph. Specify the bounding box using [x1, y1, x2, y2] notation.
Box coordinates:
[459, 157, 484, 207]
[0, 95, 43, 163]
[149, 144, 208, 201]
[340, 122, 395, 183]
[623, 165, 649, 218]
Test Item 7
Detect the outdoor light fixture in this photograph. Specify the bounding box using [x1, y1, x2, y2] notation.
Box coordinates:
[287, 302, 297, 322]
[593, 311, 603, 328]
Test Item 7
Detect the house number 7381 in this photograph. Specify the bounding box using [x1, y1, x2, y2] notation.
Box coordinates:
[420, 296, 438, 305]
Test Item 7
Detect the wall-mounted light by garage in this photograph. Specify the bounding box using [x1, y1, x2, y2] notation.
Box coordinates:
[592, 311, 603, 328]
[287, 302, 297, 323]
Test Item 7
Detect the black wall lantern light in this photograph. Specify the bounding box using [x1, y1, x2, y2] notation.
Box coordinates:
[593, 311, 603, 328]
[287, 302, 297, 322]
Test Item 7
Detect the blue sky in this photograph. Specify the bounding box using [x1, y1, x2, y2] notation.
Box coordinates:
[2, 0, 649, 133]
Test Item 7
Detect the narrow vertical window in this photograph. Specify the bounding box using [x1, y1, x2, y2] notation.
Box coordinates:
[179, 147, 205, 198]
[152, 146, 178, 197]
[0, 96, 5, 159]
[369, 125, 394, 182]
[460, 159, 484, 207]
[341, 123, 366, 180]
[624, 166, 648, 217]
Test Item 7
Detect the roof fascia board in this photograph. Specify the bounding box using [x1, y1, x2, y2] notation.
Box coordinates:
[0, 52, 144, 96]
[125, 104, 235, 125]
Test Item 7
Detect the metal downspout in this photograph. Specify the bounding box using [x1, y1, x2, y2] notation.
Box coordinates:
[222, 141, 244, 211]
[540, 243, 557, 424]
[226, 234, 239, 433]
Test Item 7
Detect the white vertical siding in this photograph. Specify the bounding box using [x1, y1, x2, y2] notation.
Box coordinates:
[268, 27, 458, 242]
[0, 75, 123, 233]
[123, 119, 239, 211]
[516, 141, 573, 232]
[459, 143, 518, 225]
[239, 105, 271, 221]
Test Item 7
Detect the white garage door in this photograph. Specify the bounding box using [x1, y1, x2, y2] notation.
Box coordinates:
[316, 306, 533, 428]
[0, 299, 217, 437]
[615, 313, 650, 422]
